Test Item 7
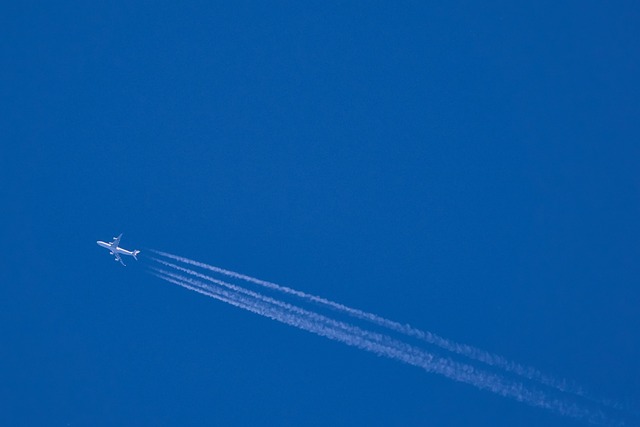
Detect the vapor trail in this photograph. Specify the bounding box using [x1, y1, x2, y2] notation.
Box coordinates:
[149, 249, 599, 405]
[147, 266, 613, 426]
[148, 257, 408, 349]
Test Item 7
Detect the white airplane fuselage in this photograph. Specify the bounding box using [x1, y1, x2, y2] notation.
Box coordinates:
[97, 234, 140, 265]
[97, 241, 137, 256]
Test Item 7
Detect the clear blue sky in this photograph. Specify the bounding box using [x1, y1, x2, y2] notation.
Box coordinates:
[2, 2, 638, 426]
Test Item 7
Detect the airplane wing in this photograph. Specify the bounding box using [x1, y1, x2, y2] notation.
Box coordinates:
[111, 233, 123, 247]
[114, 252, 126, 266]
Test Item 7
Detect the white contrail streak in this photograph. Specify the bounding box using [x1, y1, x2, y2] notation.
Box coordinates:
[148, 258, 407, 349]
[149, 249, 600, 405]
[146, 265, 617, 426]
[149, 256, 434, 352]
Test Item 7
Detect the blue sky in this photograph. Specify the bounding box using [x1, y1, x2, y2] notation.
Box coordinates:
[2, 2, 639, 426]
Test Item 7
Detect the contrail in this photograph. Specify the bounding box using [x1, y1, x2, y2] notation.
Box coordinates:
[148, 257, 412, 349]
[149, 255, 438, 352]
[146, 266, 614, 426]
[148, 249, 605, 407]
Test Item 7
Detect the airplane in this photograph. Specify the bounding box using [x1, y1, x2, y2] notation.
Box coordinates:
[97, 233, 140, 266]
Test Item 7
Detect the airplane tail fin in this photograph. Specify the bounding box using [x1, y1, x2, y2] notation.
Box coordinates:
[133, 250, 140, 260]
